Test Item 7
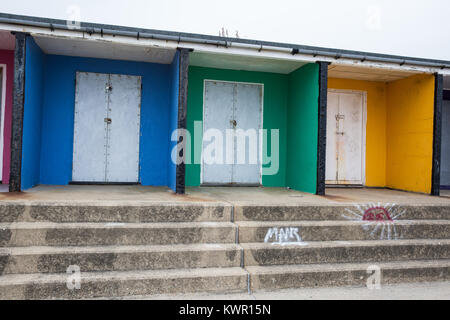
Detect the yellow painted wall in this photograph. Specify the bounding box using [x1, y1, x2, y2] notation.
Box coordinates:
[386, 74, 435, 193]
[328, 78, 387, 187]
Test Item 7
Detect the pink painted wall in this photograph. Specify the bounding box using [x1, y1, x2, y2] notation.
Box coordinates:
[0, 49, 14, 184]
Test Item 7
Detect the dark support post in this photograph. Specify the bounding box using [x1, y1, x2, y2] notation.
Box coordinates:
[9, 32, 27, 192]
[431, 73, 443, 196]
[176, 48, 190, 194]
[316, 61, 329, 196]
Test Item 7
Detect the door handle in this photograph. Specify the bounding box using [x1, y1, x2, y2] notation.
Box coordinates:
[230, 120, 237, 127]
[104, 118, 112, 124]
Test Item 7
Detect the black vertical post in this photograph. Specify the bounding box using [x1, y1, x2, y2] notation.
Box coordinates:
[9, 32, 27, 192]
[316, 61, 329, 196]
[431, 73, 443, 196]
[176, 48, 190, 194]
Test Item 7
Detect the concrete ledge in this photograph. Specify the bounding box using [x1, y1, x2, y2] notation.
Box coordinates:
[0, 267, 248, 300]
[0, 222, 237, 247]
[0, 202, 233, 223]
[0, 244, 242, 274]
[247, 260, 450, 291]
[237, 220, 450, 242]
[234, 205, 450, 221]
[242, 239, 450, 266]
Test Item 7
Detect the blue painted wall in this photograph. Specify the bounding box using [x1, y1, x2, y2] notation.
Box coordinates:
[22, 37, 45, 190]
[167, 51, 180, 191]
[39, 55, 172, 187]
[22, 48, 176, 189]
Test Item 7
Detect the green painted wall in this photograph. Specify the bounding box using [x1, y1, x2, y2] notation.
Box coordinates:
[286, 63, 319, 193]
[186, 64, 319, 194]
[186, 66, 288, 187]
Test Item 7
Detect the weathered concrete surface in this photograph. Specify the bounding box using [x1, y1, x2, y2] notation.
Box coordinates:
[0, 222, 236, 247]
[243, 240, 450, 266]
[0, 267, 248, 300]
[0, 202, 232, 223]
[2, 185, 450, 205]
[0, 244, 241, 274]
[0, 186, 449, 299]
[119, 281, 450, 300]
[247, 260, 450, 291]
[234, 205, 450, 221]
[238, 220, 450, 242]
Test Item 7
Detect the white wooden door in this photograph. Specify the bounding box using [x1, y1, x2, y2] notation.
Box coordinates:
[326, 90, 365, 185]
[72, 72, 141, 183]
[202, 81, 263, 185]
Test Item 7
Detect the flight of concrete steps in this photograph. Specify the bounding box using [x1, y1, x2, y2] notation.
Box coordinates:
[0, 201, 449, 299]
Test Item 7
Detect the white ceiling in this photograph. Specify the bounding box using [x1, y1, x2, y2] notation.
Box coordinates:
[328, 65, 419, 82]
[190, 52, 306, 74]
[0, 31, 15, 51]
[33, 35, 176, 64]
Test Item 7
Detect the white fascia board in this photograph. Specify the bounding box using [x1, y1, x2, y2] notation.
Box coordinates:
[1, 22, 449, 76]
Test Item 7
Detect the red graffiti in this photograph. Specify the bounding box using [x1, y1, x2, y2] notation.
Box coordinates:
[362, 207, 393, 222]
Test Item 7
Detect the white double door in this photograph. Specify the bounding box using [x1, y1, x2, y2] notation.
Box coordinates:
[72, 72, 141, 183]
[326, 90, 366, 185]
[202, 81, 263, 185]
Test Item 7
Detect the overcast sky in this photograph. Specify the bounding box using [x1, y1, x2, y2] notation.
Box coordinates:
[2, 0, 449, 61]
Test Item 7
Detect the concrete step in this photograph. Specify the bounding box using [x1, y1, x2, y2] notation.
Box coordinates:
[0, 222, 237, 247]
[0, 202, 232, 223]
[235, 204, 450, 221]
[237, 220, 450, 242]
[0, 267, 248, 300]
[0, 244, 241, 274]
[242, 239, 450, 266]
[247, 259, 450, 291]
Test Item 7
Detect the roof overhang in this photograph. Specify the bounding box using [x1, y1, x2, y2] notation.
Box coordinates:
[0, 13, 449, 78]
[34, 35, 176, 64]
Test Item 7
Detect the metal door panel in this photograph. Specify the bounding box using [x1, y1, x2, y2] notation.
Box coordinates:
[325, 92, 339, 183]
[202, 81, 234, 184]
[441, 100, 450, 186]
[107, 74, 141, 183]
[233, 83, 262, 184]
[339, 92, 363, 183]
[72, 72, 108, 182]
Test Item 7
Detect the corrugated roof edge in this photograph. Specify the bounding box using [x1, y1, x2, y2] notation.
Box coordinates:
[0, 12, 449, 70]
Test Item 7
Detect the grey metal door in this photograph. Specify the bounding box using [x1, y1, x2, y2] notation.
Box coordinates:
[233, 83, 263, 184]
[441, 100, 450, 186]
[202, 81, 263, 185]
[72, 72, 109, 182]
[202, 81, 234, 184]
[72, 72, 141, 183]
[107, 74, 141, 182]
